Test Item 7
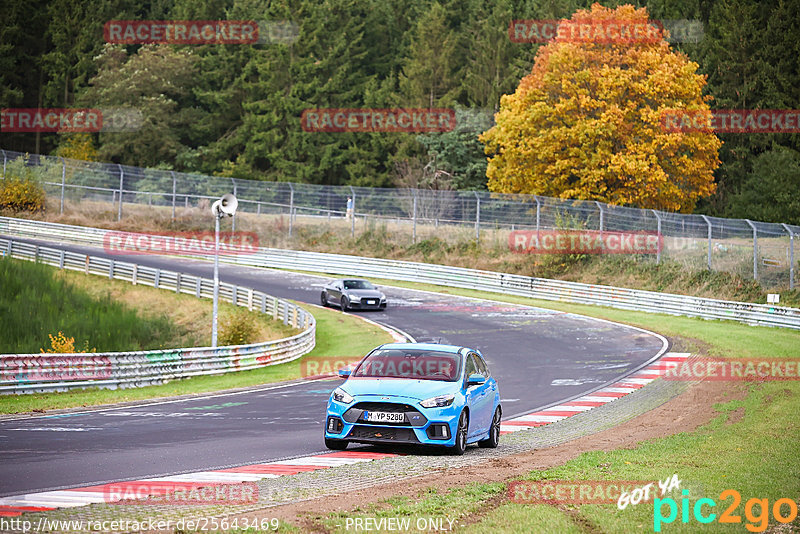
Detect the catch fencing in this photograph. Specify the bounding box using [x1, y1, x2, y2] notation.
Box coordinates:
[1, 149, 797, 288]
[0, 236, 315, 394]
[1, 217, 798, 331]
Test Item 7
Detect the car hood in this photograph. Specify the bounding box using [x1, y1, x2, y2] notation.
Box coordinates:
[342, 377, 456, 401]
[343, 289, 383, 298]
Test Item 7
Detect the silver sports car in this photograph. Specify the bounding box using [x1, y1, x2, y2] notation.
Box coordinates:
[321, 279, 387, 311]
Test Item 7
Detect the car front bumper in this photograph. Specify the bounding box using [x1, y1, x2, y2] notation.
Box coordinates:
[325, 396, 461, 447]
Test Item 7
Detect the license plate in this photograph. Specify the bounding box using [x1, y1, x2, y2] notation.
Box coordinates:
[363, 411, 404, 423]
[367, 299, 376, 304]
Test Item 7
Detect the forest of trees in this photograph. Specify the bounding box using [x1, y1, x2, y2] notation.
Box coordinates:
[1, 0, 798, 222]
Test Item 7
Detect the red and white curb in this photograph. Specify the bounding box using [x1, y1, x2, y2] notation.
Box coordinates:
[0, 451, 397, 517]
[499, 352, 690, 435]
[0, 353, 689, 517]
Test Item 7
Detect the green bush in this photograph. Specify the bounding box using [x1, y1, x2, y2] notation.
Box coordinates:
[219, 309, 259, 346]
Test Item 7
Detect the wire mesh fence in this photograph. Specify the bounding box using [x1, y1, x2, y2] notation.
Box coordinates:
[1, 148, 797, 288]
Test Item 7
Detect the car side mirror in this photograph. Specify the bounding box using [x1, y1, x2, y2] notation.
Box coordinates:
[467, 373, 485, 387]
[338, 367, 352, 378]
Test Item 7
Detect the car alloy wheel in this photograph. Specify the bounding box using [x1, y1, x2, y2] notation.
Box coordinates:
[451, 411, 468, 455]
[479, 407, 501, 448]
[321, 292, 329, 306]
[341, 296, 350, 312]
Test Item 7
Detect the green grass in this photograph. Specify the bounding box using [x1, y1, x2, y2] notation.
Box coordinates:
[0, 257, 174, 353]
[297, 276, 800, 533]
[0, 302, 394, 414]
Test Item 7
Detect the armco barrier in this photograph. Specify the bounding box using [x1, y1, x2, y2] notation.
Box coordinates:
[0, 237, 315, 394]
[2, 217, 799, 330]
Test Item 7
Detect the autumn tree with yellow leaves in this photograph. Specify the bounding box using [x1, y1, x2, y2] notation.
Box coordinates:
[481, 4, 721, 212]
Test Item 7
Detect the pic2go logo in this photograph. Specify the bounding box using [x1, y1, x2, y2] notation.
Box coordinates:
[654, 489, 799, 532]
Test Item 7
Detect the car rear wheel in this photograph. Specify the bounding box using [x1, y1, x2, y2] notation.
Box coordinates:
[478, 407, 501, 448]
[450, 411, 468, 455]
[341, 296, 350, 312]
[325, 438, 348, 450]
[320, 292, 329, 307]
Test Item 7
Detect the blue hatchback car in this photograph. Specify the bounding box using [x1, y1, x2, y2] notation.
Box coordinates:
[324, 343, 501, 455]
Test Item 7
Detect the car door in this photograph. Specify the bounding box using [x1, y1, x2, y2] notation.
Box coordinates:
[464, 353, 492, 438]
[473, 353, 496, 433]
[328, 282, 342, 304]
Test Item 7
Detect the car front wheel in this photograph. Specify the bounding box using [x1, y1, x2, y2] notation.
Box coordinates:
[320, 292, 329, 306]
[341, 296, 350, 312]
[450, 411, 468, 455]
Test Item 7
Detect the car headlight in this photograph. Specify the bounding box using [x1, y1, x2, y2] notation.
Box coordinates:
[332, 387, 354, 404]
[420, 394, 455, 408]
[380, 294, 386, 301]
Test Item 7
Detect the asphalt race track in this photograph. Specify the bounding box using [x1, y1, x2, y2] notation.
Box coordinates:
[0, 238, 666, 497]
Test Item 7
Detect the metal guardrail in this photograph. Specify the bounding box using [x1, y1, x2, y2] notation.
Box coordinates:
[0, 236, 316, 394]
[2, 216, 799, 331]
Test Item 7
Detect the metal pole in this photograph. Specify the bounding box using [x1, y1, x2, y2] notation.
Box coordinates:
[211, 213, 220, 348]
[744, 219, 758, 280]
[412, 191, 417, 244]
[349, 186, 356, 238]
[1, 149, 6, 178]
[288, 183, 294, 237]
[117, 164, 124, 221]
[652, 210, 662, 264]
[596, 201, 604, 233]
[231, 179, 237, 233]
[476, 196, 481, 239]
[171, 171, 176, 220]
[701, 215, 712, 270]
[535, 196, 541, 238]
[60, 157, 66, 214]
[782, 223, 795, 289]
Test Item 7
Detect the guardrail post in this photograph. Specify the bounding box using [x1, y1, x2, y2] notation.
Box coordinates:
[5, 240, 12, 258]
[261, 293, 267, 313]
[745, 219, 758, 281]
[59, 250, 65, 269]
[596, 201, 604, 234]
[85, 256, 90, 275]
[133, 264, 138, 285]
[117, 164, 124, 221]
[782, 223, 794, 289]
[349, 186, 356, 238]
[109, 260, 114, 279]
[535, 196, 541, 238]
[1, 149, 6, 179]
[232, 285, 238, 305]
[154, 269, 160, 288]
[60, 157, 66, 214]
[176, 272, 181, 293]
[412, 190, 417, 244]
[701, 215, 712, 270]
[288, 183, 294, 237]
[171, 171, 177, 220]
[652, 210, 662, 264]
[474, 191, 481, 240]
[195, 278, 201, 298]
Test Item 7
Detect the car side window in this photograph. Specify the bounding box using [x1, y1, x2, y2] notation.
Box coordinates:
[473, 353, 490, 378]
[464, 354, 477, 379]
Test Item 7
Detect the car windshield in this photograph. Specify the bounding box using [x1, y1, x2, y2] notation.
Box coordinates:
[353, 349, 462, 382]
[343, 280, 375, 290]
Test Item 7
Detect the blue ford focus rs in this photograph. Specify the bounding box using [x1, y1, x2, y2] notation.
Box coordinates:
[324, 343, 501, 455]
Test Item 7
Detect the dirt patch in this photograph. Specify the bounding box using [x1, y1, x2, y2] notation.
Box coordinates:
[725, 406, 746, 425]
[230, 379, 748, 529]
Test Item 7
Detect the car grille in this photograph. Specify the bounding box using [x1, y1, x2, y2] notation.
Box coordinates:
[347, 425, 419, 443]
[343, 402, 428, 427]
